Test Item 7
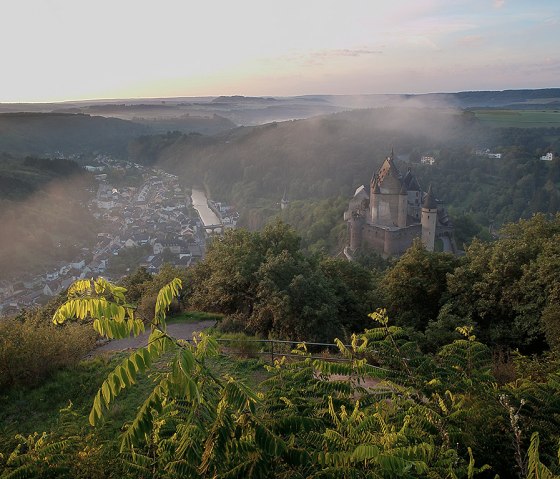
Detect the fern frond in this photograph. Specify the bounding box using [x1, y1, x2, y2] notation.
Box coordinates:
[120, 381, 167, 452]
[527, 432, 557, 479]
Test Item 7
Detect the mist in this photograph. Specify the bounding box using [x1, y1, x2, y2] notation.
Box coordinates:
[0, 174, 96, 281]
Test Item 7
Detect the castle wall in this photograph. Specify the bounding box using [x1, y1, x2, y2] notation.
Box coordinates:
[383, 224, 422, 256]
[376, 193, 401, 226]
[360, 224, 387, 253]
[360, 223, 422, 257]
[398, 193, 407, 227]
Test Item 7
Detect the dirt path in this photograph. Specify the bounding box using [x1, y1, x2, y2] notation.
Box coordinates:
[94, 320, 217, 354]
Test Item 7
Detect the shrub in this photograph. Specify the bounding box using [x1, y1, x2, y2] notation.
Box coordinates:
[216, 312, 248, 334]
[217, 332, 261, 358]
[0, 314, 96, 390]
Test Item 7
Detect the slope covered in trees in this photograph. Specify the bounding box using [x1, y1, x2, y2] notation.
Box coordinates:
[126, 107, 560, 238]
[0, 112, 148, 156]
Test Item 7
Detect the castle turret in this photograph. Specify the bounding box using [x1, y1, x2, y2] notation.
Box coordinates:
[280, 189, 289, 210]
[349, 211, 364, 251]
[397, 182, 407, 228]
[421, 185, 438, 251]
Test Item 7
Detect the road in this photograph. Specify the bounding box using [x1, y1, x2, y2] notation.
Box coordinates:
[94, 319, 217, 354]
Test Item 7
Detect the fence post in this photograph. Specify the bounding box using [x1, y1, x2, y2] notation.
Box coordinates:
[271, 340, 274, 363]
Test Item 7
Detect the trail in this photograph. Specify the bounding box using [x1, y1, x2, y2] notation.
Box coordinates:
[93, 320, 217, 354]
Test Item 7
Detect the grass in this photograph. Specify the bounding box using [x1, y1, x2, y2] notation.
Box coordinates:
[0, 344, 268, 455]
[167, 310, 224, 324]
[472, 109, 560, 128]
[0, 354, 152, 451]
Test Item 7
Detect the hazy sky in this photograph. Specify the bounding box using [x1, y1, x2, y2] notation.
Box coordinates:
[2, 0, 559, 102]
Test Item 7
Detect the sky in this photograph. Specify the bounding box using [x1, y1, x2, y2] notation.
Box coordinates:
[1, 0, 559, 102]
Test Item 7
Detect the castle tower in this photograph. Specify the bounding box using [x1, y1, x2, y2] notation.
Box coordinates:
[397, 183, 408, 228]
[280, 189, 289, 210]
[421, 185, 438, 251]
[349, 212, 364, 251]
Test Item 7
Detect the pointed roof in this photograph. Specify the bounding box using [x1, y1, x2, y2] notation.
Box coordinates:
[423, 185, 438, 209]
[374, 152, 403, 194]
[378, 154, 401, 182]
[403, 167, 421, 191]
[407, 176, 421, 191]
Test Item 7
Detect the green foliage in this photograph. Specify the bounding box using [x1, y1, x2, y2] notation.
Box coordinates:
[4, 276, 560, 478]
[443, 213, 560, 351]
[276, 196, 349, 253]
[0, 112, 147, 157]
[189, 221, 377, 341]
[107, 245, 152, 276]
[382, 240, 459, 332]
[53, 277, 144, 340]
[0, 432, 72, 479]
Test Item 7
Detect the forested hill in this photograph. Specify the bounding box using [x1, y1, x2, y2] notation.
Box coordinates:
[130, 107, 560, 230]
[0, 154, 84, 201]
[0, 112, 148, 156]
[135, 108, 483, 203]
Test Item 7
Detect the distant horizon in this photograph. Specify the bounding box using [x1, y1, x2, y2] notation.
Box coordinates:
[2, 86, 560, 106]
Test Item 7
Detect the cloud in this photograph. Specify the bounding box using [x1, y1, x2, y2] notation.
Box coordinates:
[271, 47, 383, 68]
[494, 0, 506, 9]
[456, 35, 485, 46]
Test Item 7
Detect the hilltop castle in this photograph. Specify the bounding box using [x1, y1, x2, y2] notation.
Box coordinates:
[344, 151, 456, 257]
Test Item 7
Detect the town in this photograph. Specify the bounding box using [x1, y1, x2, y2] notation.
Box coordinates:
[0, 157, 238, 315]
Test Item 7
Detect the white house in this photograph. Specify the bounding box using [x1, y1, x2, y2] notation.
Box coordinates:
[541, 152, 554, 161]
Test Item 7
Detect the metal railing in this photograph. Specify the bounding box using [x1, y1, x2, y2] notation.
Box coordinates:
[213, 337, 352, 363]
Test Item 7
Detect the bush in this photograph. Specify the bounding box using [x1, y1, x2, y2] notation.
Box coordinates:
[216, 313, 248, 334]
[217, 332, 261, 358]
[0, 314, 96, 390]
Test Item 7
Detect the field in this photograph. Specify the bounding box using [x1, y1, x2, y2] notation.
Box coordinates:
[472, 108, 560, 128]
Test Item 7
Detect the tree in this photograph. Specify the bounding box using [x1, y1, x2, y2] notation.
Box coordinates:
[188, 221, 376, 341]
[443, 213, 560, 351]
[382, 240, 459, 332]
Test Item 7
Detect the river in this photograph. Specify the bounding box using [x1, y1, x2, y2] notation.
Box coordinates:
[191, 189, 222, 230]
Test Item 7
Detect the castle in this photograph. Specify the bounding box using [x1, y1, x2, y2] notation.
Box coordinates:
[344, 151, 456, 257]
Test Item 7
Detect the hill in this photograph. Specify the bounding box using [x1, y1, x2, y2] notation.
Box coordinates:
[126, 106, 560, 239]
[0, 112, 148, 156]
[139, 107, 482, 202]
